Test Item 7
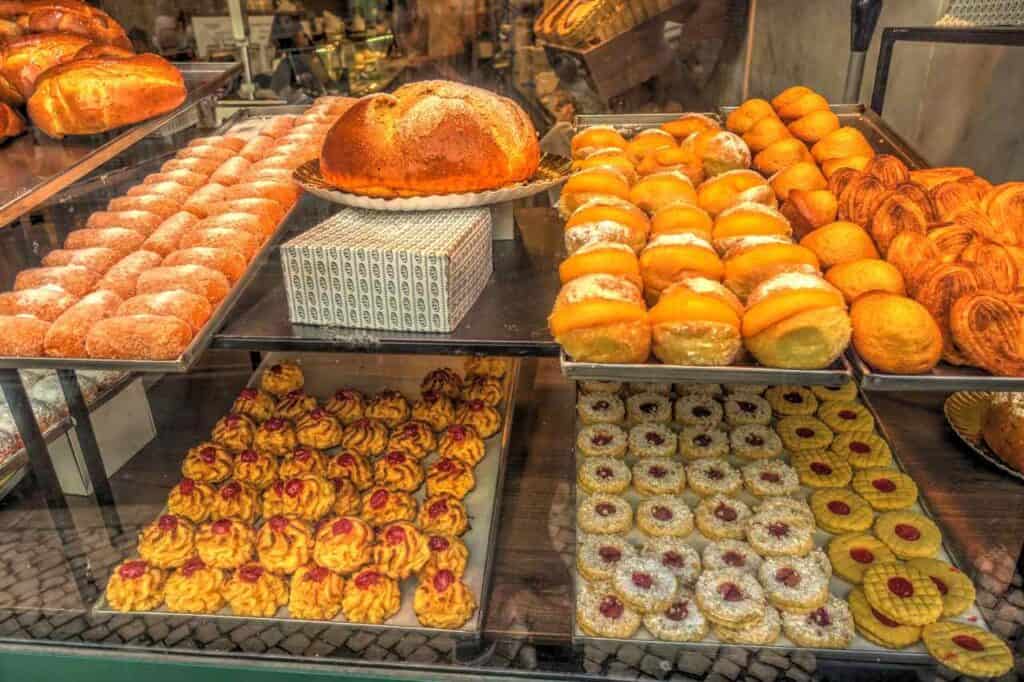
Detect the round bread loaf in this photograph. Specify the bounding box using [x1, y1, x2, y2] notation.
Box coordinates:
[319, 80, 540, 197]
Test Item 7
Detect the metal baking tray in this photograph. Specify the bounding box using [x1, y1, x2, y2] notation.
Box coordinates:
[570, 385, 990, 663]
[94, 351, 518, 638]
[0, 106, 309, 374]
[574, 112, 722, 136]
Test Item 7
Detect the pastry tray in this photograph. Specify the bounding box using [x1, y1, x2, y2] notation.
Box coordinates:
[93, 351, 518, 638]
[943, 391, 1024, 484]
[570, 385, 991, 663]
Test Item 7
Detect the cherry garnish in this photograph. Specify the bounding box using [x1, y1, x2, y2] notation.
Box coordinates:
[433, 569, 455, 592]
[118, 561, 147, 579]
[850, 548, 874, 564]
[894, 524, 921, 541]
[157, 515, 177, 531]
[887, 577, 914, 597]
[428, 536, 449, 551]
[952, 635, 984, 652]
[332, 518, 353, 535]
[849, 441, 870, 453]
[810, 462, 833, 476]
[872, 478, 896, 492]
[239, 564, 263, 583]
[827, 500, 851, 515]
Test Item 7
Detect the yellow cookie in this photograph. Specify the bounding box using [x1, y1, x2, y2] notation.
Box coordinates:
[848, 587, 921, 649]
[764, 386, 819, 416]
[922, 621, 1013, 678]
[851, 468, 918, 510]
[809, 489, 873, 534]
[818, 400, 875, 432]
[906, 559, 976, 618]
[874, 511, 942, 559]
[827, 533, 895, 584]
[775, 416, 834, 453]
[792, 451, 853, 488]
[812, 382, 858, 402]
[863, 561, 943, 626]
[830, 431, 893, 469]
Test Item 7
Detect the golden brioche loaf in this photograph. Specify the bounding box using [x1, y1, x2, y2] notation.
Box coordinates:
[0, 1, 132, 49]
[320, 80, 540, 197]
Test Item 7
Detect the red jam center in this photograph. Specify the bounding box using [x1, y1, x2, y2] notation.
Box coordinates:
[294, 449, 311, 461]
[332, 518, 353, 535]
[212, 519, 232, 535]
[591, 434, 613, 446]
[182, 558, 205, 577]
[598, 546, 622, 563]
[652, 506, 673, 521]
[694, 434, 712, 447]
[872, 478, 897, 492]
[850, 548, 875, 564]
[239, 388, 258, 399]
[467, 399, 485, 412]
[838, 410, 858, 420]
[706, 468, 724, 480]
[665, 601, 688, 621]
[270, 515, 289, 531]
[386, 451, 406, 465]
[429, 536, 450, 551]
[714, 503, 737, 522]
[285, 480, 303, 497]
[645, 432, 665, 445]
[746, 435, 764, 447]
[692, 406, 711, 418]
[809, 608, 832, 627]
[595, 502, 616, 517]
[631, 572, 653, 589]
[305, 566, 329, 582]
[370, 490, 389, 509]
[718, 582, 743, 601]
[310, 409, 327, 421]
[648, 465, 667, 479]
[436, 458, 456, 473]
[952, 635, 984, 652]
[386, 525, 407, 544]
[422, 391, 438, 403]
[894, 524, 921, 541]
[930, 576, 949, 595]
[849, 441, 870, 453]
[722, 551, 745, 567]
[775, 567, 801, 587]
[225, 414, 241, 426]
[768, 522, 790, 538]
[887, 577, 914, 598]
[596, 467, 614, 479]
[448, 426, 467, 441]
[179, 478, 195, 493]
[599, 595, 623, 619]
[433, 569, 455, 592]
[239, 565, 263, 583]
[239, 450, 258, 463]
[119, 561, 147, 579]
[428, 500, 449, 517]
[221, 482, 240, 499]
[158, 514, 178, 531]
[872, 608, 901, 627]
[810, 462, 833, 475]
[662, 551, 683, 568]
[354, 571, 379, 589]
[264, 418, 284, 432]
[827, 500, 851, 515]
[738, 401, 756, 413]
[796, 427, 815, 438]
[404, 423, 420, 436]
[759, 472, 781, 483]
[339, 453, 355, 466]
[270, 364, 284, 374]
[200, 447, 217, 463]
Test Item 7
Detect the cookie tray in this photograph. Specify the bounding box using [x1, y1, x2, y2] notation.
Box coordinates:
[92, 351, 518, 638]
[569, 386, 991, 663]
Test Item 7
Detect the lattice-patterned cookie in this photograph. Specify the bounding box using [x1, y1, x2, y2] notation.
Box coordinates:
[862, 561, 943, 626]
[809, 488, 873, 534]
[922, 621, 1013, 678]
[792, 451, 853, 489]
[781, 596, 855, 649]
[695, 568, 766, 627]
[695, 494, 752, 540]
[906, 558, 975, 618]
[775, 416, 834, 453]
[765, 386, 819, 416]
[830, 431, 893, 469]
[818, 400, 875, 433]
[851, 468, 918, 511]
[828, 533, 896, 584]
[874, 511, 942, 559]
[848, 586, 921, 649]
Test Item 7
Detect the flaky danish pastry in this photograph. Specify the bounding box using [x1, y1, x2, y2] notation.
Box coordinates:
[870, 193, 929, 256]
[951, 292, 1024, 376]
[863, 155, 910, 189]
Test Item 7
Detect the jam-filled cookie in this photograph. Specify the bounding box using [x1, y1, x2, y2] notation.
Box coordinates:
[196, 518, 255, 569]
[360, 486, 417, 526]
[411, 391, 456, 432]
[848, 586, 921, 648]
[612, 556, 677, 614]
[372, 521, 430, 579]
[782, 596, 855, 649]
[254, 418, 298, 457]
[326, 450, 374, 490]
[862, 561, 942, 626]
[365, 390, 411, 428]
[746, 509, 815, 557]
[874, 510, 942, 559]
[636, 496, 694, 538]
[819, 400, 875, 433]
[577, 493, 632, 535]
[729, 424, 782, 460]
[386, 420, 437, 460]
[687, 458, 742, 497]
[273, 389, 318, 421]
[851, 468, 918, 510]
[776, 416, 834, 453]
[922, 621, 1013, 678]
[765, 386, 819, 416]
[580, 380, 622, 394]
[182, 442, 233, 483]
[421, 367, 463, 400]
[695, 494, 752, 540]
[577, 393, 626, 425]
[626, 392, 672, 425]
[577, 534, 636, 582]
[256, 515, 313, 574]
[423, 534, 470, 578]
[418, 493, 469, 536]
[755, 496, 814, 525]
[224, 563, 287, 616]
[758, 555, 830, 612]
[724, 395, 771, 426]
[438, 424, 486, 466]
[828, 532, 896, 584]
[164, 557, 225, 614]
[627, 423, 677, 458]
[742, 459, 800, 497]
[676, 383, 723, 396]
[373, 450, 425, 492]
[427, 457, 476, 499]
[641, 537, 701, 587]
[678, 426, 729, 460]
[578, 424, 628, 459]
[702, 539, 762, 574]
[578, 456, 631, 495]
[465, 355, 509, 379]
[343, 568, 401, 624]
[340, 418, 389, 457]
[233, 449, 278, 489]
[627, 382, 671, 395]
[139, 514, 195, 569]
[330, 477, 362, 516]
[454, 399, 501, 438]
[212, 413, 256, 453]
[105, 560, 166, 611]
[792, 451, 853, 488]
[295, 409, 343, 449]
[830, 431, 893, 469]
[279, 446, 327, 478]
[695, 568, 766, 627]
[715, 605, 781, 645]
[462, 375, 503, 407]
[168, 478, 215, 523]
[812, 382, 858, 402]
[261, 475, 336, 522]
[906, 558, 974, 617]
[289, 563, 345, 620]
[673, 395, 723, 428]
[414, 569, 477, 629]
[313, 516, 374, 574]
[576, 580, 642, 638]
[324, 388, 365, 425]
[810, 488, 873, 534]
[643, 588, 709, 642]
[632, 459, 685, 496]
[211, 480, 258, 523]
[725, 383, 767, 395]
[260, 362, 304, 396]
[232, 387, 275, 423]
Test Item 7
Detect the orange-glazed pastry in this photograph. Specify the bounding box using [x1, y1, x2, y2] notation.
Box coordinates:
[565, 197, 651, 253]
[223, 563, 287, 617]
[343, 569, 401, 624]
[279, 446, 327, 478]
[681, 129, 751, 176]
[648, 277, 744, 367]
[727, 99, 776, 134]
[418, 493, 469, 536]
[722, 236, 821, 299]
[811, 127, 875, 163]
[231, 387, 275, 423]
[260, 362, 304, 396]
[825, 259, 906, 304]
[572, 126, 628, 159]
[821, 155, 873, 178]
[769, 162, 827, 201]
[626, 128, 677, 165]
[454, 399, 502, 439]
[421, 368, 462, 400]
[548, 274, 650, 364]
[742, 116, 791, 153]
[256, 515, 313, 574]
[630, 171, 697, 215]
[851, 293, 942, 374]
[559, 242, 642, 290]
[289, 564, 345, 620]
[164, 557, 226, 614]
[776, 91, 829, 121]
[558, 167, 632, 218]
[373, 450, 425, 492]
[324, 388, 365, 425]
[661, 113, 720, 141]
[273, 389, 318, 421]
[574, 148, 639, 185]
[780, 189, 838, 240]
[465, 355, 508, 379]
[167, 478, 215, 523]
[427, 456, 476, 499]
[211, 413, 256, 453]
[296, 408, 343, 449]
[365, 390, 411, 429]
[742, 271, 851, 369]
[386, 420, 438, 459]
[261, 475, 336, 522]
[651, 202, 714, 240]
[753, 138, 813, 175]
[339, 418, 389, 457]
[181, 443, 233, 483]
[330, 477, 362, 515]
[771, 86, 815, 111]
[423, 534, 470, 577]
[196, 518, 255, 569]
[697, 170, 775, 216]
[411, 390, 456, 432]
[233, 449, 278, 490]
[211, 480, 258, 523]
[787, 109, 840, 143]
[313, 516, 375, 574]
[372, 521, 430, 578]
[462, 375, 503, 407]
[105, 560, 166, 612]
[637, 146, 704, 186]
[138, 514, 196, 569]
[799, 221, 879, 268]
[327, 451, 374, 490]
[439, 424, 486, 467]
[711, 202, 792, 249]
[639, 233, 723, 303]
[361, 486, 418, 526]
[415, 569, 477, 629]
[254, 417, 298, 456]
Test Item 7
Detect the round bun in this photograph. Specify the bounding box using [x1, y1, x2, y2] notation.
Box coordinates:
[320, 81, 540, 197]
[850, 293, 941, 374]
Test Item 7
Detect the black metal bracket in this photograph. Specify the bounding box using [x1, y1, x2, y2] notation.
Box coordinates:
[871, 26, 1024, 115]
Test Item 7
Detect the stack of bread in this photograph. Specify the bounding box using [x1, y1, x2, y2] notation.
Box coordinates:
[0, 0, 188, 141]
[550, 111, 852, 371]
[0, 96, 354, 361]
